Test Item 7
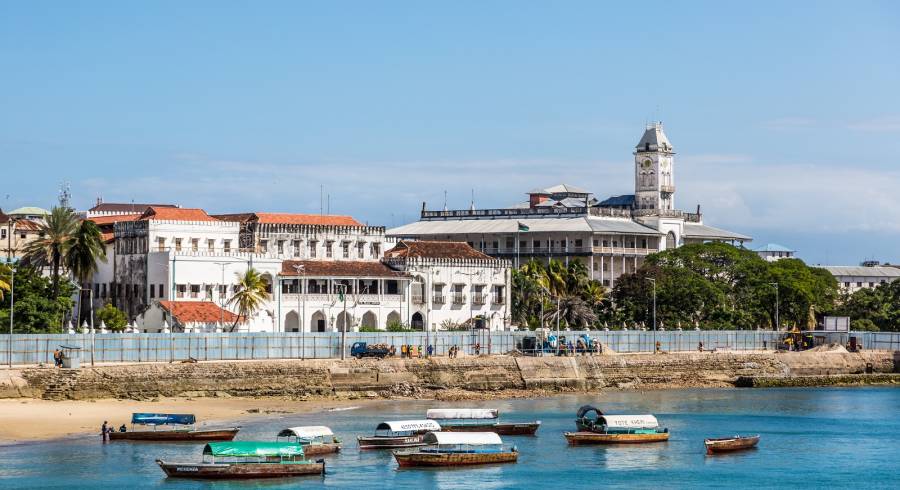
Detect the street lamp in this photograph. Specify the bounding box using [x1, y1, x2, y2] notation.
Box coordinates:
[335, 283, 348, 360]
[292, 264, 305, 360]
[647, 278, 657, 353]
[769, 282, 779, 331]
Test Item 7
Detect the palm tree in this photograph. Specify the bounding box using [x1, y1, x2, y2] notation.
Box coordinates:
[21, 206, 78, 298]
[65, 219, 107, 325]
[0, 263, 10, 301]
[226, 268, 270, 332]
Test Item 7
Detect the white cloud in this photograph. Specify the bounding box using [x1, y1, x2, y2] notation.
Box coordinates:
[762, 117, 818, 131]
[846, 115, 900, 132]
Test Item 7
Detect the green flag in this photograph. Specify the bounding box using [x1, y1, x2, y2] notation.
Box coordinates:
[517, 222, 529, 232]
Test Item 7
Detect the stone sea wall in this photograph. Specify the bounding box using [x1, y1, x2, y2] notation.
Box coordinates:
[1, 350, 897, 400]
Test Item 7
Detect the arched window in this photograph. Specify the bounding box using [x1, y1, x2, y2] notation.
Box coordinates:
[665, 231, 676, 249]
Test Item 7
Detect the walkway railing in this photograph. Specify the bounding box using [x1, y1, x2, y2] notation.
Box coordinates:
[1, 330, 897, 366]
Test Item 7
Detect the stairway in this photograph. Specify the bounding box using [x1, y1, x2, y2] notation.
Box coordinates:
[42, 369, 80, 400]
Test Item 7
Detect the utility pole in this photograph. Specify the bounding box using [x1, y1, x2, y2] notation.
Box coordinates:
[337, 283, 348, 360]
[647, 278, 657, 353]
[293, 264, 305, 360]
[8, 264, 14, 368]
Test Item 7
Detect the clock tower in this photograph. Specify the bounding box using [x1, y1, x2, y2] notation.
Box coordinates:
[633, 122, 675, 211]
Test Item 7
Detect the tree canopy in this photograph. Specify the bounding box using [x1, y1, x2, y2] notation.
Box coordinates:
[0, 265, 75, 333]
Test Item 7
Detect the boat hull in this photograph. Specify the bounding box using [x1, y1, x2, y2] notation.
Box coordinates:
[439, 422, 540, 436]
[705, 435, 760, 454]
[394, 451, 518, 467]
[109, 428, 239, 442]
[156, 460, 324, 479]
[358, 434, 426, 449]
[301, 442, 342, 456]
[564, 431, 670, 445]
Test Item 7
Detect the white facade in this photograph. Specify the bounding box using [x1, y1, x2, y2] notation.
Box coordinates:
[819, 265, 900, 294]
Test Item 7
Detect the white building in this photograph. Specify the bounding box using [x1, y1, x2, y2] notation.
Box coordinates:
[88, 207, 508, 332]
[383, 241, 511, 331]
[755, 243, 796, 262]
[387, 123, 750, 288]
[818, 265, 900, 294]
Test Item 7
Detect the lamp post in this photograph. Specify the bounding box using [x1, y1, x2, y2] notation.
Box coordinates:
[336, 283, 348, 360]
[769, 282, 779, 331]
[292, 264, 305, 360]
[647, 278, 657, 353]
[7, 263, 14, 368]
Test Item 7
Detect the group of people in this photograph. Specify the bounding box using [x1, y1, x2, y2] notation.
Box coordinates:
[52, 349, 65, 368]
[99, 421, 127, 441]
[448, 345, 461, 358]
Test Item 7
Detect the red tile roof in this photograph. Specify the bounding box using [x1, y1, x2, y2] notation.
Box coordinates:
[87, 214, 142, 226]
[89, 202, 177, 212]
[100, 232, 115, 244]
[281, 260, 408, 278]
[258, 213, 364, 226]
[12, 219, 42, 231]
[384, 240, 494, 260]
[158, 301, 241, 324]
[140, 206, 219, 222]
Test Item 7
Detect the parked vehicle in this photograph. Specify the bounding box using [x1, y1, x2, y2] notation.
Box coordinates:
[351, 342, 390, 359]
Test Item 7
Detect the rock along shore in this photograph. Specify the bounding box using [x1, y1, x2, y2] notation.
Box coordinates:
[1, 349, 897, 401]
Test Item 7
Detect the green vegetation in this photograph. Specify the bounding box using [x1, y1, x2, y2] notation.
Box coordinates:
[21, 207, 80, 298]
[0, 265, 75, 333]
[358, 326, 383, 332]
[512, 259, 606, 329]
[836, 280, 900, 332]
[386, 320, 414, 332]
[226, 268, 270, 332]
[96, 303, 128, 331]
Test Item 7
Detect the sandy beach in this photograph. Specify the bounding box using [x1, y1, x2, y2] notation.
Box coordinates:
[0, 396, 372, 445]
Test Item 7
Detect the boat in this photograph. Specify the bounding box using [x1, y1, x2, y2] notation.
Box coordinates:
[704, 435, 760, 454]
[564, 405, 669, 444]
[393, 432, 518, 467]
[109, 413, 239, 442]
[156, 441, 325, 479]
[276, 426, 342, 455]
[357, 420, 441, 449]
[426, 408, 541, 435]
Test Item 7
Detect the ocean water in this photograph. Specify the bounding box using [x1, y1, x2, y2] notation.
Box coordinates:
[1, 387, 898, 489]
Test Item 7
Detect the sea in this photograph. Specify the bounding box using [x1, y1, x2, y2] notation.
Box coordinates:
[1, 387, 898, 489]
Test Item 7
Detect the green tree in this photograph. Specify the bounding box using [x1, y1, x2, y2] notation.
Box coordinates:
[837, 280, 900, 332]
[0, 263, 10, 300]
[96, 303, 127, 331]
[226, 268, 269, 332]
[511, 259, 606, 329]
[21, 207, 79, 299]
[386, 319, 413, 332]
[65, 219, 107, 324]
[0, 265, 75, 333]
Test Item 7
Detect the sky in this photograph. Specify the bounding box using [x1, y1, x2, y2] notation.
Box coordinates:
[2, 1, 899, 265]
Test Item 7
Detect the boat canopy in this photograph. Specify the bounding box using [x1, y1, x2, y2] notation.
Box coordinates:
[599, 415, 659, 429]
[426, 408, 498, 420]
[202, 442, 305, 457]
[423, 431, 503, 446]
[375, 420, 441, 432]
[277, 426, 334, 439]
[131, 413, 196, 426]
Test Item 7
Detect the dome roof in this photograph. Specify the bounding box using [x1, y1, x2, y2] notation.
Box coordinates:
[8, 206, 50, 217]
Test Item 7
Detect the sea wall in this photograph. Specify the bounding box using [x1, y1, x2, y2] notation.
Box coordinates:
[1, 350, 897, 400]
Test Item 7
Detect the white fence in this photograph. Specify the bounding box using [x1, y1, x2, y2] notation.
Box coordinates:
[1, 330, 897, 366]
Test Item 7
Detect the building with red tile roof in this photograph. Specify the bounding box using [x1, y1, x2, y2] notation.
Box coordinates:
[139, 206, 219, 222]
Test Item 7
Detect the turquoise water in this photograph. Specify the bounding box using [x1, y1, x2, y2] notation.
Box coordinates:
[1, 387, 898, 489]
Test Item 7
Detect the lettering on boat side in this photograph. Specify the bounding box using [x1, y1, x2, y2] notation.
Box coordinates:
[176, 467, 199, 472]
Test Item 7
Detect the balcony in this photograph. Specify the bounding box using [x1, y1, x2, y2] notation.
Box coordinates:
[660, 185, 675, 194]
[451, 294, 466, 305]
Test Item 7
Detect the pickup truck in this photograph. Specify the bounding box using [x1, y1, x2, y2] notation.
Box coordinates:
[350, 342, 391, 359]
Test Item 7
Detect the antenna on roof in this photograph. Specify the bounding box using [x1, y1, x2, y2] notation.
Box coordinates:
[470, 189, 475, 211]
[443, 190, 448, 212]
[58, 182, 71, 210]
[320, 184, 324, 216]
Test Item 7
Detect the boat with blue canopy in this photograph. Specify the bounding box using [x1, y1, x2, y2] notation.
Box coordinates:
[393, 432, 518, 467]
[156, 441, 325, 479]
[109, 413, 239, 442]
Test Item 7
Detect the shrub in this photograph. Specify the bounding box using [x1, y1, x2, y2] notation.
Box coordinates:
[96, 303, 127, 331]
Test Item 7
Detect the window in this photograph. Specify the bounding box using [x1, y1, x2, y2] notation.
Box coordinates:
[205, 285, 213, 298]
[856, 282, 863, 287]
[603, 279, 610, 286]
[94, 283, 100, 297]
[309, 241, 317, 258]
[223, 240, 231, 253]
[472, 284, 485, 304]
[869, 282, 874, 287]
[593, 261, 598, 271]
[612, 240, 619, 248]
[519, 240, 526, 248]
[432, 284, 444, 303]
[259, 239, 268, 252]
[370, 242, 381, 257]
[491, 241, 499, 250]
[150, 284, 155, 298]
[325, 241, 333, 258]
[101, 283, 107, 298]
[207, 239, 215, 252]
[641, 238, 647, 249]
[219, 285, 227, 298]
[533, 240, 540, 248]
[174, 238, 182, 252]
[191, 238, 199, 252]
[157, 237, 166, 251]
[190, 284, 200, 298]
[0, 229, 5, 239]
[505, 239, 514, 249]
[176, 284, 186, 298]
[357, 242, 365, 258]
[602, 240, 609, 247]
[293, 240, 301, 257]
[134, 284, 141, 298]
[277, 240, 285, 254]
[575, 239, 583, 248]
[342, 241, 350, 258]
[491, 285, 505, 303]
[593, 239, 598, 246]
[159, 284, 165, 299]
[844, 282, 850, 288]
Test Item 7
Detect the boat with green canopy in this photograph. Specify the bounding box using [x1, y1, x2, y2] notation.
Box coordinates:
[156, 442, 325, 479]
[109, 413, 239, 442]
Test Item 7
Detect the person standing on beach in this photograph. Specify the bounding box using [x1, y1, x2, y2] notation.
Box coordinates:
[101, 421, 109, 442]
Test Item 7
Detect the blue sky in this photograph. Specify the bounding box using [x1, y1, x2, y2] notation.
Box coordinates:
[2, 1, 899, 265]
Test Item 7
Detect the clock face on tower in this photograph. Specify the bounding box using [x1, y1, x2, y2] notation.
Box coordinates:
[641, 159, 652, 169]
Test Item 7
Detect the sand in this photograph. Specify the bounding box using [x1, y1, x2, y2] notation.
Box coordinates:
[0, 397, 370, 445]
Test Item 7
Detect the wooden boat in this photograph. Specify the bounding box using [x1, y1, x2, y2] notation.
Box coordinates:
[705, 435, 760, 454]
[276, 426, 342, 455]
[357, 420, 442, 449]
[565, 405, 669, 445]
[426, 408, 541, 436]
[393, 432, 518, 467]
[109, 413, 239, 442]
[156, 442, 325, 479]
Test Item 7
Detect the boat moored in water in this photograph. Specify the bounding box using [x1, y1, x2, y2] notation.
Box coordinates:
[276, 426, 342, 455]
[109, 413, 239, 442]
[357, 420, 441, 449]
[156, 442, 325, 479]
[393, 432, 518, 467]
[564, 405, 669, 445]
[705, 435, 760, 454]
[426, 408, 541, 435]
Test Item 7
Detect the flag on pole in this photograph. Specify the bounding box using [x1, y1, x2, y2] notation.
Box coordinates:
[517, 222, 529, 232]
